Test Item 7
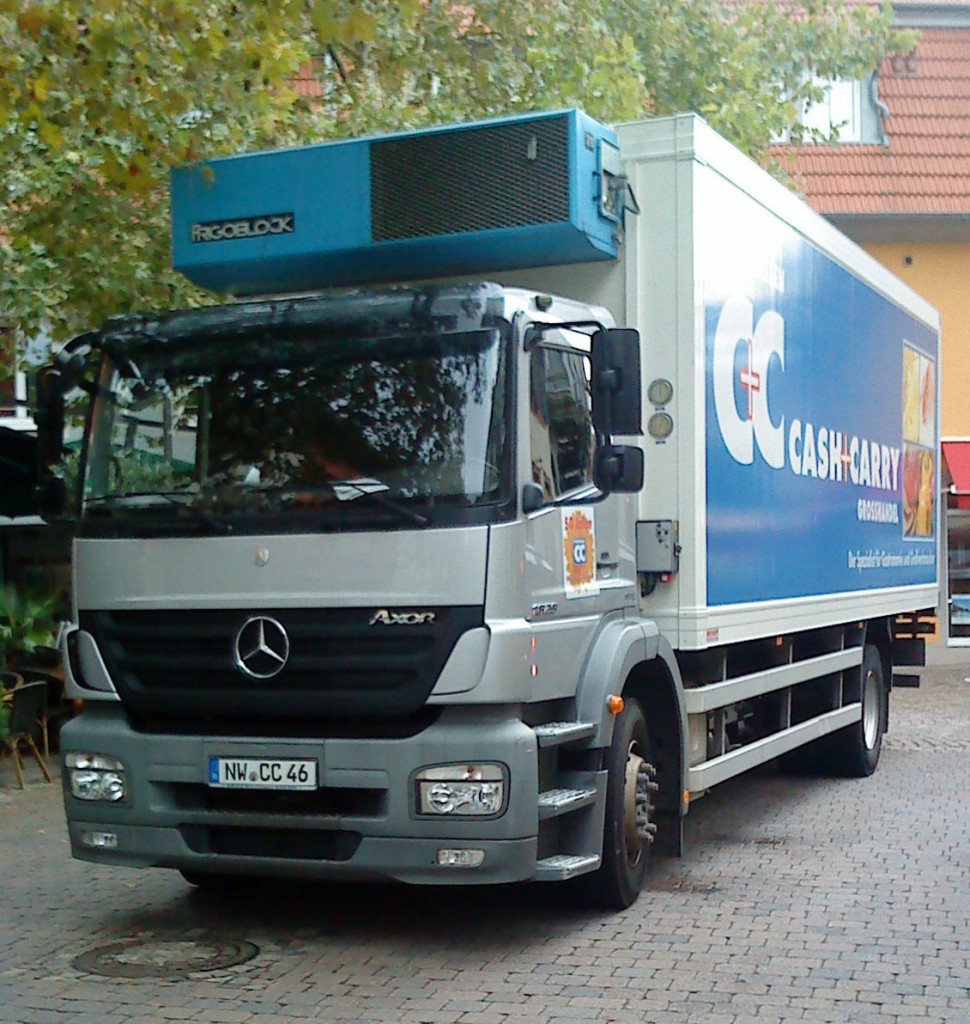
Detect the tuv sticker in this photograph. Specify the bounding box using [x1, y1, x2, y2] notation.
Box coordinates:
[562, 508, 599, 599]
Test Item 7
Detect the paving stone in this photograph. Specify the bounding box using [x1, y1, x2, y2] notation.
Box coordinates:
[1, 665, 968, 1023]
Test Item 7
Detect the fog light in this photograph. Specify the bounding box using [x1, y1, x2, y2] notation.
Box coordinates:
[414, 763, 506, 817]
[80, 830, 118, 849]
[437, 848, 486, 868]
[66, 753, 127, 802]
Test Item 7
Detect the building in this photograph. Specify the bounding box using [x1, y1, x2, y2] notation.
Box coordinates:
[777, 0, 970, 643]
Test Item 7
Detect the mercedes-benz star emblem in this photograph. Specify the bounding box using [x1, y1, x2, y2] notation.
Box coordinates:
[233, 616, 290, 679]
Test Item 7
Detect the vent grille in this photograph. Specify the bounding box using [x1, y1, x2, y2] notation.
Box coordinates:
[180, 824, 361, 861]
[80, 606, 482, 723]
[371, 116, 570, 242]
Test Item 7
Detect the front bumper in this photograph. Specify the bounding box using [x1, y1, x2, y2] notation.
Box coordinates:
[61, 705, 540, 885]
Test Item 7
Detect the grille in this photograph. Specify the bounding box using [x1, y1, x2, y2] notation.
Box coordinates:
[80, 606, 482, 722]
[167, 783, 385, 818]
[180, 824, 361, 861]
[370, 115, 570, 242]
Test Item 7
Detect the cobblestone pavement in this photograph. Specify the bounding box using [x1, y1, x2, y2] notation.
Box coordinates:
[1, 662, 968, 1024]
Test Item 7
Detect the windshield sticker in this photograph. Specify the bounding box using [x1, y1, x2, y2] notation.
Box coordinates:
[562, 507, 598, 599]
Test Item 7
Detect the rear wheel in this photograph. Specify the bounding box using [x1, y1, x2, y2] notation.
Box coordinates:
[829, 644, 886, 777]
[585, 700, 656, 910]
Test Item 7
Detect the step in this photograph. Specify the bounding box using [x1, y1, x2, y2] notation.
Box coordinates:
[535, 853, 600, 881]
[538, 787, 598, 820]
[533, 721, 597, 747]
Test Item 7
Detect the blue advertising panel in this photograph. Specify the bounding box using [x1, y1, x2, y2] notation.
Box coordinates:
[700, 168, 938, 606]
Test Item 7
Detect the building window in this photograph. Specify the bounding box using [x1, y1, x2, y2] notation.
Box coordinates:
[801, 78, 863, 142]
[774, 73, 886, 146]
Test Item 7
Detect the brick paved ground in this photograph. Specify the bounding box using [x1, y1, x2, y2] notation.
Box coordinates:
[1, 661, 968, 1024]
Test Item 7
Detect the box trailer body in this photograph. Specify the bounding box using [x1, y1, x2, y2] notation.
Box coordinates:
[47, 112, 939, 908]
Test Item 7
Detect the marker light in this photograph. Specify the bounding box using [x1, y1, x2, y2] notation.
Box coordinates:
[647, 378, 674, 406]
[648, 412, 674, 439]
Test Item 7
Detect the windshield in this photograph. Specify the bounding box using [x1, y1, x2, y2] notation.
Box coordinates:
[79, 325, 511, 534]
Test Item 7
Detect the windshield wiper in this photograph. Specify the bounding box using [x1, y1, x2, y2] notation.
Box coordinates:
[276, 478, 430, 527]
[85, 491, 234, 535]
[330, 478, 430, 527]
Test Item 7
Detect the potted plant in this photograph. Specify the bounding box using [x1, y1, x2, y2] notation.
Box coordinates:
[0, 584, 65, 756]
[0, 584, 61, 671]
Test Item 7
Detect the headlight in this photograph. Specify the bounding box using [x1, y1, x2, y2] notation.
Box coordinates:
[414, 763, 506, 817]
[66, 753, 128, 802]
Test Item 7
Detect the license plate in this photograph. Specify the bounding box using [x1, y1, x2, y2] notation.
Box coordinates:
[208, 757, 317, 790]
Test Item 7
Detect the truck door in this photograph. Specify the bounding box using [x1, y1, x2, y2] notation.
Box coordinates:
[524, 336, 636, 694]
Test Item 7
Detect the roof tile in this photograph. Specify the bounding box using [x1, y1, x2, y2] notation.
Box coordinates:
[776, 25, 970, 215]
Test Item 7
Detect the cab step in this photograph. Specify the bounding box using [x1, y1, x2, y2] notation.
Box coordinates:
[533, 722, 597, 747]
[535, 853, 600, 881]
[538, 787, 598, 819]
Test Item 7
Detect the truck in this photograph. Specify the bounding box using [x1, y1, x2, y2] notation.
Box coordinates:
[34, 110, 939, 909]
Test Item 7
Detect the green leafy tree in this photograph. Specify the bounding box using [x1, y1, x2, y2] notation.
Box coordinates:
[0, 0, 911, 358]
[635, 0, 914, 157]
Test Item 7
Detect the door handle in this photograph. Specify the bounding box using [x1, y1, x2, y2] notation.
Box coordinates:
[596, 556, 619, 570]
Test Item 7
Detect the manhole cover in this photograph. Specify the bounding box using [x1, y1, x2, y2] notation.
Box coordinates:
[73, 938, 259, 979]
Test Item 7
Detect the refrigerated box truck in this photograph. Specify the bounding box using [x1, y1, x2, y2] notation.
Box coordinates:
[38, 111, 939, 909]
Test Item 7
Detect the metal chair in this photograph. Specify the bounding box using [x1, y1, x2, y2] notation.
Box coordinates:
[0, 670, 23, 692]
[16, 667, 58, 756]
[4, 680, 52, 789]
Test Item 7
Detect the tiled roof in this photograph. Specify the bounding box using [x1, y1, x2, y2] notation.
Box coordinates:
[777, 25, 970, 215]
[292, 62, 323, 99]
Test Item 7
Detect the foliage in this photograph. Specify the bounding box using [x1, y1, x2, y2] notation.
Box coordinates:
[0, 583, 60, 668]
[0, 0, 913, 356]
[636, 0, 915, 159]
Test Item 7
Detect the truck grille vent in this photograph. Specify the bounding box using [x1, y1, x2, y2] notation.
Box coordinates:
[180, 824, 361, 861]
[370, 115, 570, 242]
[80, 606, 482, 722]
[168, 783, 385, 818]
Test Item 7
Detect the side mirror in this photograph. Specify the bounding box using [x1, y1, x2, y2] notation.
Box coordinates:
[591, 328, 642, 437]
[521, 482, 545, 514]
[593, 445, 644, 494]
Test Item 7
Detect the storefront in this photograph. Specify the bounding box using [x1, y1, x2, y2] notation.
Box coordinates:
[942, 440, 970, 645]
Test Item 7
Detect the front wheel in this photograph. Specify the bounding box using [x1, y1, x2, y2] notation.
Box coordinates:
[584, 700, 657, 910]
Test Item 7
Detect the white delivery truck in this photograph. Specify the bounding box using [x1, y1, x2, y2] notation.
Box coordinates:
[34, 111, 939, 909]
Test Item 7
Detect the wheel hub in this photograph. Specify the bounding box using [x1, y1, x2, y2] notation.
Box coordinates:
[623, 746, 657, 861]
[862, 667, 880, 749]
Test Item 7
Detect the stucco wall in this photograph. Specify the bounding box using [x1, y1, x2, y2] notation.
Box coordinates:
[864, 242, 970, 438]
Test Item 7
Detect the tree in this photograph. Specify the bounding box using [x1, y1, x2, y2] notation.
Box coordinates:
[0, 0, 909, 356]
[634, 0, 913, 157]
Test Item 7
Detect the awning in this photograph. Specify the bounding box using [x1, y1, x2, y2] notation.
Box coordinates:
[942, 441, 970, 510]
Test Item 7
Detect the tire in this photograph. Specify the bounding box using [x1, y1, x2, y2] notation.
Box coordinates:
[583, 700, 656, 910]
[828, 644, 886, 777]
